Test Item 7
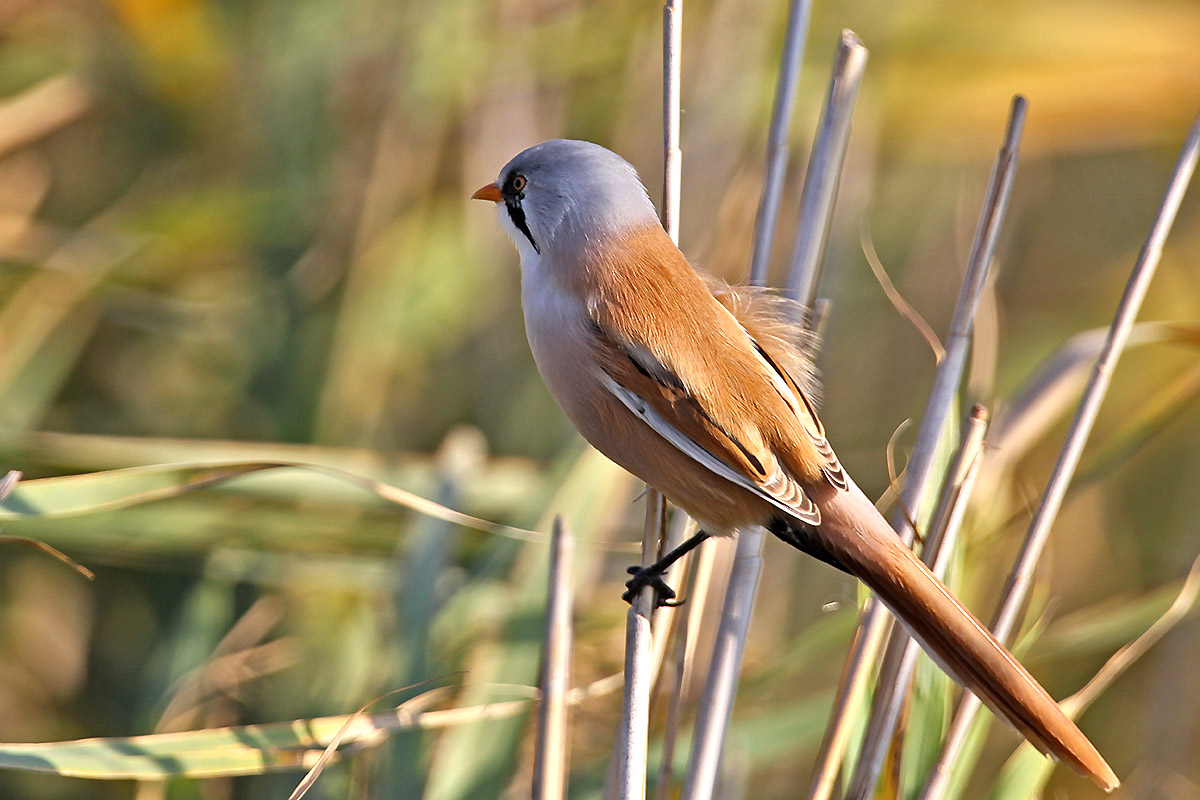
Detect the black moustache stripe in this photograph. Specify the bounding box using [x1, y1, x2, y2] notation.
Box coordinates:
[505, 201, 539, 253]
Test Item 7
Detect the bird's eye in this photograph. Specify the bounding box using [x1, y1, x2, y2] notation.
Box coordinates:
[511, 174, 527, 192]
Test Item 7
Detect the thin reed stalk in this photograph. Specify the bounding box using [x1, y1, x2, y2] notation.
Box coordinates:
[844, 407, 989, 800]
[809, 95, 1026, 800]
[918, 106, 1200, 800]
[656, 525, 723, 800]
[615, 603, 654, 800]
[748, 0, 813, 288]
[649, 512, 694, 687]
[785, 30, 867, 307]
[533, 517, 574, 800]
[646, 0, 689, 693]
[678, 529, 765, 800]
[915, 406, 989, 582]
[895, 95, 1024, 546]
[672, 13, 827, 800]
[653, 528, 704, 800]
[681, 26, 861, 800]
[614, 493, 666, 800]
[611, 5, 684, 797]
[661, 0, 682, 243]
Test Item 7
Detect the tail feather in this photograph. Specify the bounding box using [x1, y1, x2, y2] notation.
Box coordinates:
[781, 478, 1118, 792]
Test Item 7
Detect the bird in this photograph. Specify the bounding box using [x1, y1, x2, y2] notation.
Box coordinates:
[472, 138, 1118, 791]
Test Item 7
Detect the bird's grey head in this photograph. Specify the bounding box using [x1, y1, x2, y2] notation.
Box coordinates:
[479, 140, 659, 260]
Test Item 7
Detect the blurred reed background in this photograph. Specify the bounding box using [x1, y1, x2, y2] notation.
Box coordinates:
[0, 0, 1198, 798]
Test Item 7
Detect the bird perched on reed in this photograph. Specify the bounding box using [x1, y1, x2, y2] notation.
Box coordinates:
[473, 139, 1117, 791]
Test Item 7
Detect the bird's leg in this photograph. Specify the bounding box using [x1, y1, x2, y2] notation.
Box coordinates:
[623, 530, 711, 607]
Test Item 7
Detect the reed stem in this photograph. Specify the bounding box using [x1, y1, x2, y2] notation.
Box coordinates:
[918, 105, 1200, 800]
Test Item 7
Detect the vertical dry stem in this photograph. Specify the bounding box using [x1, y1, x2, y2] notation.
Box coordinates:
[844, 407, 988, 799]
[918, 106, 1200, 800]
[676, 14, 833, 800]
[615, 493, 667, 800]
[662, 0, 683, 243]
[534, 517, 574, 800]
[786, 30, 867, 307]
[678, 530, 765, 800]
[612, 5, 684, 798]
[748, 0, 814, 287]
[809, 96, 1025, 800]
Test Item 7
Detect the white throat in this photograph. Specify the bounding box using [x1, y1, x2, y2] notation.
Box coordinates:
[497, 203, 542, 267]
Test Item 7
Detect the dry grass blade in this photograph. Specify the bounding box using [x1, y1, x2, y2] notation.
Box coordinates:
[0, 535, 95, 580]
[287, 683, 455, 800]
[0, 220, 144, 402]
[1079, 357, 1200, 483]
[977, 321, 1199, 496]
[0, 460, 545, 541]
[884, 419, 912, 492]
[861, 219, 945, 362]
[871, 419, 910, 523]
[987, 322, 1190, 458]
[1, 473, 94, 578]
[987, 556, 1200, 799]
[156, 641, 300, 734]
[0, 655, 825, 784]
[285, 709, 361, 800]
[154, 596, 292, 733]
[881, 418, 918, 537]
[0, 682, 548, 780]
[1065, 554, 1200, 715]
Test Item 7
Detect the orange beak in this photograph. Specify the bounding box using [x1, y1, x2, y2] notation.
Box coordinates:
[471, 182, 503, 202]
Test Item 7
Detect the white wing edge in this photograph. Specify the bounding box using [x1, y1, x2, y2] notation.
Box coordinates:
[599, 373, 820, 526]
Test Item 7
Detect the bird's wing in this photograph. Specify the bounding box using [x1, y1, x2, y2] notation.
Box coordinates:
[748, 334, 847, 491]
[588, 318, 822, 525]
[705, 280, 846, 490]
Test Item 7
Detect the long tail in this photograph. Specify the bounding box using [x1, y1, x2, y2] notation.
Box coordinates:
[774, 477, 1118, 792]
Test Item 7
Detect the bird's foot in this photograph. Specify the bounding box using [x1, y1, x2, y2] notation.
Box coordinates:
[623, 564, 683, 608]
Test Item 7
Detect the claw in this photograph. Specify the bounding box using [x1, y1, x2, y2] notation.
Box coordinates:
[622, 565, 682, 608]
